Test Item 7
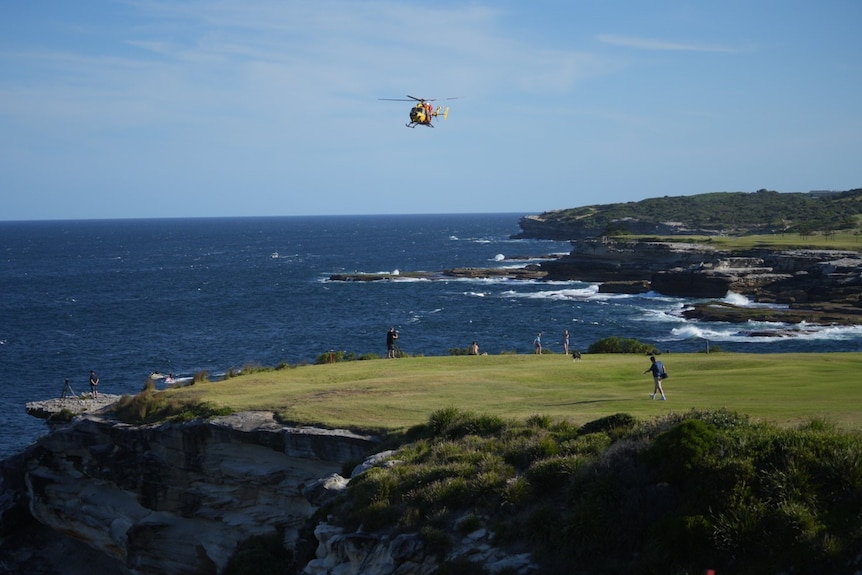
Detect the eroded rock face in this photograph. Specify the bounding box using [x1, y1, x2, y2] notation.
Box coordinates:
[302, 522, 538, 575]
[0, 412, 378, 575]
[539, 240, 862, 321]
[541, 240, 715, 282]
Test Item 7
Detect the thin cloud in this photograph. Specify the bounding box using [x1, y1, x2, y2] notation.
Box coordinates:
[597, 34, 737, 53]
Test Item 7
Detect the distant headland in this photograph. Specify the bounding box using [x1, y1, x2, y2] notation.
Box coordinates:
[331, 190, 862, 325]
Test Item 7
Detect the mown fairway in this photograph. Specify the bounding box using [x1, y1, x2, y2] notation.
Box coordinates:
[166, 352, 862, 433]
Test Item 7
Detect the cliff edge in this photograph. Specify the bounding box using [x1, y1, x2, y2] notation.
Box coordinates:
[0, 411, 377, 574]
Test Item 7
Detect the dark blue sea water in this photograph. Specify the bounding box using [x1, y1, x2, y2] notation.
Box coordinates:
[2, 214, 861, 459]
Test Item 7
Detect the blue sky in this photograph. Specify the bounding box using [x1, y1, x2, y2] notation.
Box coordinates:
[1, 1, 860, 220]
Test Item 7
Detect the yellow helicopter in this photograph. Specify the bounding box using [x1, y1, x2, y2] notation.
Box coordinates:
[378, 95, 458, 128]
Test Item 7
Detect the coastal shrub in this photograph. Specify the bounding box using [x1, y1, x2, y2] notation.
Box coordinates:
[420, 525, 452, 559]
[326, 409, 862, 574]
[111, 390, 233, 424]
[524, 413, 553, 429]
[192, 370, 209, 384]
[315, 350, 349, 364]
[47, 408, 75, 424]
[427, 407, 507, 439]
[645, 419, 718, 482]
[577, 412, 636, 437]
[319, 350, 381, 363]
[455, 513, 482, 535]
[561, 432, 612, 456]
[525, 454, 583, 494]
[587, 336, 658, 354]
[500, 433, 560, 469]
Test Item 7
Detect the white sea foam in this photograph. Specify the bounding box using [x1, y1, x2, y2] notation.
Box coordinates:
[722, 291, 789, 309]
[503, 284, 623, 302]
[668, 321, 862, 343]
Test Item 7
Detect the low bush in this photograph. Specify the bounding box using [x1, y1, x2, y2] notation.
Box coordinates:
[587, 336, 659, 354]
[111, 390, 233, 424]
[315, 350, 383, 363]
[327, 408, 862, 575]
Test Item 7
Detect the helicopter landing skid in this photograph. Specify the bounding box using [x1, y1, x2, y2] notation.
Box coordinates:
[406, 122, 433, 128]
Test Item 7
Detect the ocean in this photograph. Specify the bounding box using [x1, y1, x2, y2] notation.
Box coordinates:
[2, 213, 861, 460]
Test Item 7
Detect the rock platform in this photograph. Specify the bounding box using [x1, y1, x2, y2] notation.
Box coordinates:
[25, 393, 122, 420]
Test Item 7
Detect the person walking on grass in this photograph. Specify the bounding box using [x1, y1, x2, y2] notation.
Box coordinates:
[643, 355, 667, 400]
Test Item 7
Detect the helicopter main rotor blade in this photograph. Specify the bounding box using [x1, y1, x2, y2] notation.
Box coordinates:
[407, 95, 460, 102]
[378, 98, 414, 102]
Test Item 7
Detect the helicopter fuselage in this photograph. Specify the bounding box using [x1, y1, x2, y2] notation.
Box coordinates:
[409, 104, 432, 127]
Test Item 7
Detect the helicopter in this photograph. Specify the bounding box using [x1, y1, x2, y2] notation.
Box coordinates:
[378, 95, 458, 128]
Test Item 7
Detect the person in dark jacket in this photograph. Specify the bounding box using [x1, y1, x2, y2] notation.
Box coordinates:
[643, 356, 667, 400]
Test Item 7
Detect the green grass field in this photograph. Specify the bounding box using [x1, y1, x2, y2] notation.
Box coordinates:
[164, 352, 862, 433]
[636, 231, 862, 251]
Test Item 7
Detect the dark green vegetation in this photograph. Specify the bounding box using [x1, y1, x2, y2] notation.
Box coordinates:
[112, 389, 234, 423]
[328, 408, 862, 575]
[534, 188, 862, 237]
[587, 336, 660, 354]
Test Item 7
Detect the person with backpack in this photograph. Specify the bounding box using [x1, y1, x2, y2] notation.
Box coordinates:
[643, 355, 667, 400]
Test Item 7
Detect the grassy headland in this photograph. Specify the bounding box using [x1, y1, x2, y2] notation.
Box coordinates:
[131, 352, 862, 574]
[161, 352, 862, 434]
[636, 230, 862, 251]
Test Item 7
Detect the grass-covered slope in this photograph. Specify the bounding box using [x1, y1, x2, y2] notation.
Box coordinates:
[159, 353, 862, 433]
[118, 352, 862, 574]
[526, 188, 862, 238]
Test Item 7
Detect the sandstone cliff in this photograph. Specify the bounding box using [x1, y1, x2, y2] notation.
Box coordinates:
[0, 411, 538, 575]
[0, 411, 375, 574]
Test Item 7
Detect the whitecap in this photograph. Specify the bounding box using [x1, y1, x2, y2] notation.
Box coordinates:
[502, 284, 620, 302]
[667, 319, 862, 343]
[722, 291, 788, 309]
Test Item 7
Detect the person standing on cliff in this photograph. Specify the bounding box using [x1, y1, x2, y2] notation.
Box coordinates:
[533, 332, 542, 355]
[386, 327, 399, 358]
[563, 329, 570, 355]
[89, 370, 100, 399]
[643, 356, 667, 400]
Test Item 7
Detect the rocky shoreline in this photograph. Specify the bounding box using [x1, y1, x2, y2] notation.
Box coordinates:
[547, 240, 862, 325]
[329, 239, 862, 325]
[25, 393, 123, 420]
